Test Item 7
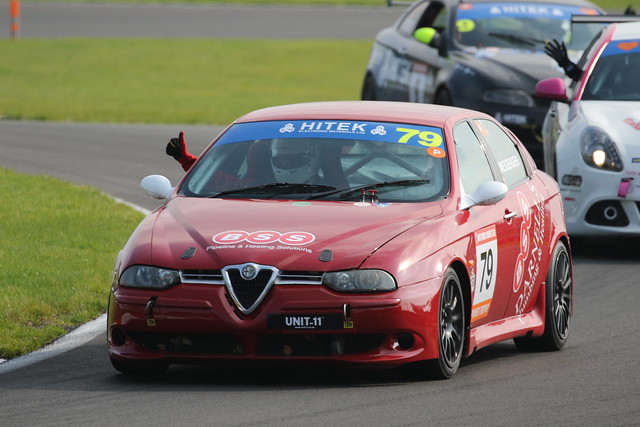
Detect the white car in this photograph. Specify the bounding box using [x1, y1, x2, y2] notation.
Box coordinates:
[536, 20, 640, 236]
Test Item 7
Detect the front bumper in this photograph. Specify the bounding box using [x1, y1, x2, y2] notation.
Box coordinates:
[107, 279, 442, 368]
[559, 166, 640, 236]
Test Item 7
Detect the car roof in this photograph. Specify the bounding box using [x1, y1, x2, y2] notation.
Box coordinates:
[610, 21, 640, 41]
[233, 101, 492, 128]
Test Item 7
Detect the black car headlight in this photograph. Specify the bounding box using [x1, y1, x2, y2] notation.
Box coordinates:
[482, 89, 534, 107]
[119, 265, 180, 289]
[323, 270, 396, 292]
[580, 127, 622, 171]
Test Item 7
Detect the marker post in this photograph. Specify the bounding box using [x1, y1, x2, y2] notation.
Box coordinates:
[10, 0, 20, 39]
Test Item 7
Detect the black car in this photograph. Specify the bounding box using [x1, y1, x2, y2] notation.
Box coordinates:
[362, 0, 604, 162]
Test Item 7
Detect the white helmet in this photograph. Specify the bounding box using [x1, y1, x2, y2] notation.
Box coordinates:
[271, 140, 320, 182]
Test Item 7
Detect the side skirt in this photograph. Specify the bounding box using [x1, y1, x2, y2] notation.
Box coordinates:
[465, 282, 546, 356]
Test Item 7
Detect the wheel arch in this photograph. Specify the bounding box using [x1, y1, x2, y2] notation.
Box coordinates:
[448, 259, 472, 355]
[551, 233, 573, 314]
[559, 234, 571, 257]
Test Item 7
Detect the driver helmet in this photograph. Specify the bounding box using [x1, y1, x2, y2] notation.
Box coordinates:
[271, 139, 320, 182]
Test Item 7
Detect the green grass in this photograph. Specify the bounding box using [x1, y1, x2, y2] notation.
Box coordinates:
[0, 37, 371, 360]
[0, 169, 145, 360]
[0, 39, 372, 125]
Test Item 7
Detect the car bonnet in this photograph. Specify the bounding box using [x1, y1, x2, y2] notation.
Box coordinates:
[463, 49, 564, 87]
[145, 197, 444, 271]
[579, 101, 640, 146]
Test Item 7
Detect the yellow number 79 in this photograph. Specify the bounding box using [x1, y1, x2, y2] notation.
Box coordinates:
[396, 127, 443, 147]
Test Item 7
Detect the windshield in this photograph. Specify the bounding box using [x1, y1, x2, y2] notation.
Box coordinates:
[583, 39, 640, 101]
[454, 2, 603, 52]
[180, 120, 450, 203]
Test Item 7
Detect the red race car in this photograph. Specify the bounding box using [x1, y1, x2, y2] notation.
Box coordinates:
[107, 101, 572, 379]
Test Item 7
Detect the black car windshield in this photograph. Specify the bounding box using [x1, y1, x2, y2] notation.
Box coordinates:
[454, 2, 603, 52]
[180, 120, 450, 203]
[582, 42, 640, 101]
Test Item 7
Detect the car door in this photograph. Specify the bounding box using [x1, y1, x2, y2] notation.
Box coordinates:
[453, 120, 521, 327]
[471, 119, 549, 320]
[541, 100, 562, 178]
[377, 0, 444, 102]
[402, 1, 448, 103]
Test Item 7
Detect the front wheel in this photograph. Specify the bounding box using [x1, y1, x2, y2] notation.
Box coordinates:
[426, 268, 465, 379]
[514, 241, 572, 351]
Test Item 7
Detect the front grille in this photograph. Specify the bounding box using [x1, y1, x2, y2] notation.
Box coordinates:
[182, 266, 324, 315]
[129, 331, 241, 355]
[226, 269, 275, 313]
[276, 271, 324, 285]
[181, 269, 224, 284]
[585, 200, 629, 227]
[257, 333, 385, 356]
[127, 330, 385, 356]
[181, 269, 323, 285]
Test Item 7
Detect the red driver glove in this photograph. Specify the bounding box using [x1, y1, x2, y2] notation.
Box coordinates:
[166, 131, 197, 171]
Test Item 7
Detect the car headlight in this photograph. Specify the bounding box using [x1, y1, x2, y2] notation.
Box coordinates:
[119, 265, 180, 289]
[323, 270, 396, 292]
[482, 89, 534, 107]
[580, 127, 623, 171]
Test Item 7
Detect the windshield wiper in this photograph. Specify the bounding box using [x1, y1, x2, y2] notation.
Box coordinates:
[308, 179, 430, 201]
[486, 32, 545, 47]
[208, 183, 337, 198]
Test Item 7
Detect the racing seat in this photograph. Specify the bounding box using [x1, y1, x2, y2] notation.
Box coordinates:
[318, 146, 349, 189]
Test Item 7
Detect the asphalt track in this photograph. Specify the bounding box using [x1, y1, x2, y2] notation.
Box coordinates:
[0, 2, 402, 39]
[1, 3, 640, 426]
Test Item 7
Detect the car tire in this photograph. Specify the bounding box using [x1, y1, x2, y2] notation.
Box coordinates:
[514, 241, 572, 351]
[110, 356, 168, 376]
[425, 268, 465, 379]
[361, 74, 377, 100]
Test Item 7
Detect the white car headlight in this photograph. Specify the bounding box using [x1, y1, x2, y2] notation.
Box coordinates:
[580, 126, 623, 171]
[119, 265, 180, 289]
[323, 270, 396, 292]
[482, 89, 534, 107]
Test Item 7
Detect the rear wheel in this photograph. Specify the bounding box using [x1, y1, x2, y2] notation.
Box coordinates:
[425, 268, 465, 379]
[514, 241, 572, 351]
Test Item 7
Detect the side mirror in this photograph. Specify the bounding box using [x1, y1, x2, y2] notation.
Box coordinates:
[414, 27, 447, 57]
[460, 181, 509, 210]
[414, 27, 439, 46]
[535, 77, 568, 101]
[141, 175, 174, 200]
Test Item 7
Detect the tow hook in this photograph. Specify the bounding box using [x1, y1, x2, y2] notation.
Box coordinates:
[343, 303, 353, 329]
[146, 297, 157, 327]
